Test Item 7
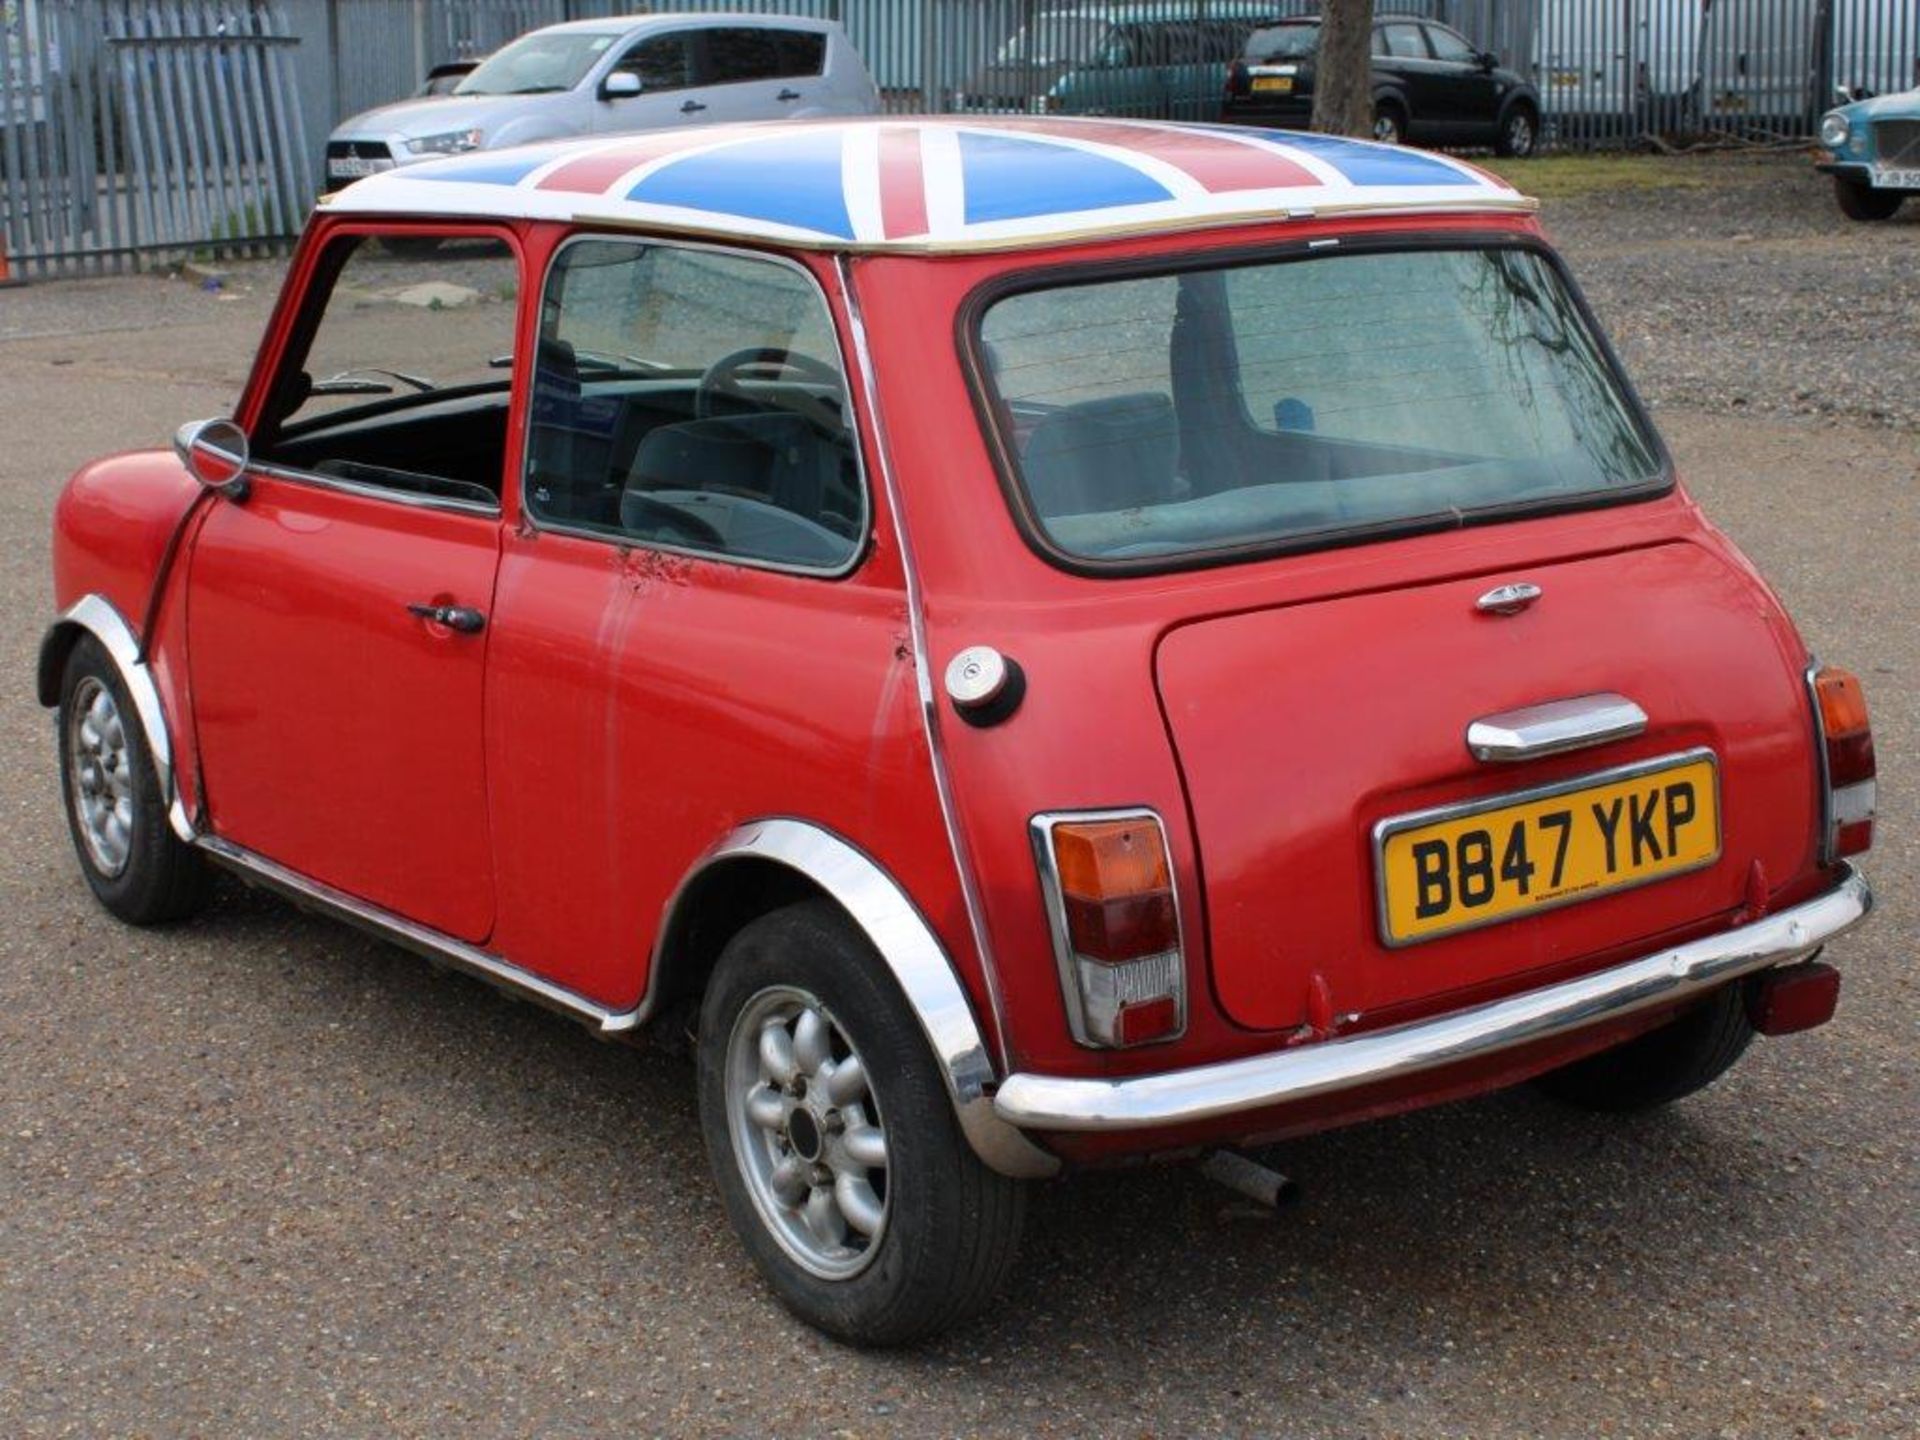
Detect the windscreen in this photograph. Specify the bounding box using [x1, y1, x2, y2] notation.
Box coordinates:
[977, 245, 1665, 568]
[1244, 23, 1320, 61]
[456, 31, 616, 95]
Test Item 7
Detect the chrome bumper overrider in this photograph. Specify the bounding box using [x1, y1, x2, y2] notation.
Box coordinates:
[995, 868, 1872, 1133]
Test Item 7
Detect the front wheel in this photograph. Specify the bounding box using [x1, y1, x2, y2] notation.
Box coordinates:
[1834, 175, 1905, 221]
[696, 900, 1027, 1345]
[1372, 101, 1407, 145]
[1532, 985, 1753, 1112]
[1496, 104, 1539, 158]
[57, 637, 211, 924]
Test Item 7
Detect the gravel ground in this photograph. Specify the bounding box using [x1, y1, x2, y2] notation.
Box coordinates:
[0, 160, 1914, 1438]
[1536, 152, 1920, 433]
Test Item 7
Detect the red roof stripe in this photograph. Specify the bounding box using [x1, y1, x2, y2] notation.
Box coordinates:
[877, 125, 929, 240]
[534, 130, 725, 194]
[967, 117, 1319, 194]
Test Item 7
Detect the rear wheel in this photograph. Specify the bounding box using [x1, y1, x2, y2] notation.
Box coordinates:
[696, 900, 1026, 1346]
[1533, 986, 1754, 1112]
[57, 638, 210, 925]
[1496, 103, 1538, 158]
[1834, 176, 1905, 221]
[1372, 101, 1407, 145]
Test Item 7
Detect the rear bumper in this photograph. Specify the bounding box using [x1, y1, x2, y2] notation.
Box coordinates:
[995, 867, 1871, 1133]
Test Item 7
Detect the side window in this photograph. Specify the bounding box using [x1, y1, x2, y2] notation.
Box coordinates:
[256, 234, 519, 508]
[524, 240, 865, 573]
[1424, 25, 1479, 64]
[1381, 23, 1431, 59]
[613, 33, 693, 92]
[704, 27, 825, 84]
[1371, 25, 1391, 59]
[1097, 26, 1138, 68]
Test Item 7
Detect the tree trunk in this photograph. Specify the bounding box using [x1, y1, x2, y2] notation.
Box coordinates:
[1310, 0, 1377, 138]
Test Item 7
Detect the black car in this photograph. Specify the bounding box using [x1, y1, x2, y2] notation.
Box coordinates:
[1223, 14, 1540, 157]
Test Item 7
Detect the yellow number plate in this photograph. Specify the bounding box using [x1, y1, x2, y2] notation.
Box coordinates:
[1251, 76, 1294, 94]
[1375, 752, 1720, 947]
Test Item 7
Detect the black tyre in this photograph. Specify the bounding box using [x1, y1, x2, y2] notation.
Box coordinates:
[57, 637, 211, 925]
[1372, 101, 1407, 146]
[697, 899, 1027, 1346]
[1533, 985, 1754, 1113]
[1834, 176, 1905, 221]
[1496, 103, 1539, 158]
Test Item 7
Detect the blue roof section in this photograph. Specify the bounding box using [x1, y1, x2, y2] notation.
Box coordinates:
[630, 129, 857, 241]
[957, 130, 1174, 225]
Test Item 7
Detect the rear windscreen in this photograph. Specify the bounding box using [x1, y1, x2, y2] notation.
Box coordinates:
[974, 244, 1665, 569]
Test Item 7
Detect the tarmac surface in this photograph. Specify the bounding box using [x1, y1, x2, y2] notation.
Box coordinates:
[0, 155, 1914, 1437]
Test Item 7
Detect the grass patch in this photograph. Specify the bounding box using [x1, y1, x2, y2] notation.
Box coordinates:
[1482, 153, 1713, 199]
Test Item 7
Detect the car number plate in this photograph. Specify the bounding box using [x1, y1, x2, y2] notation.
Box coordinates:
[1374, 751, 1720, 947]
[327, 156, 387, 179]
[1251, 76, 1294, 94]
[1872, 166, 1920, 189]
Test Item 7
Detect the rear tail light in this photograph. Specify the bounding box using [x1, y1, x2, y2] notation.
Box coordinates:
[1032, 810, 1185, 1048]
[1809, 664, 1875, 859]
[1226, 60, 1246, 97]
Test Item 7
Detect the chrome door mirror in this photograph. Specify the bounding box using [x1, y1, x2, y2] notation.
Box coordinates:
[601, 70, 642, 99]
[173, 417, 250, 496]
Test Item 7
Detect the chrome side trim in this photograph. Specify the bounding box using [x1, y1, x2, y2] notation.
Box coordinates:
[994, 867, 1872, 1133]
[1466, 692, 1648, 762]
[248, 458, 502, 518]
[655, 819, 1059, 1179]
[836, 253, 1015, 1074]
[41, 595, 195, 842]
[195, 835, 631, 1030]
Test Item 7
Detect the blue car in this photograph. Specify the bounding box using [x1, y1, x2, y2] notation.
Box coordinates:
[1818, 87, 1920, 221]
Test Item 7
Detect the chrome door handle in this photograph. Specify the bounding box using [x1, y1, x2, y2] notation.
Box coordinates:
[1467, 693, 1647, 762]
[776, 88, 801, 101]
[680, 99, 707, 113]
[407, 602, 486, 634]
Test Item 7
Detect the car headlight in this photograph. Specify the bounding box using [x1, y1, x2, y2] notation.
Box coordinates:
[1819, 112, 1851, 149]
[406, 128, 484, 156]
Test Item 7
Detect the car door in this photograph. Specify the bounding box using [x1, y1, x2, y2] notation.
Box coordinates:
[592, 29, 711, 133]
[699, 25, 829, 121]
[1421, 22, 1503, 139]
[186, 227, 522, 942]
[1375, 20, 1442, 132]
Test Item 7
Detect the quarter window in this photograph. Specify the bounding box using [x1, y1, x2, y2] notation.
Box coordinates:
[524, 239, 865, 573]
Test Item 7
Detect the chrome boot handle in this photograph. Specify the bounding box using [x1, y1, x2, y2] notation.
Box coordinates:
[1467, 693, 1647, 762]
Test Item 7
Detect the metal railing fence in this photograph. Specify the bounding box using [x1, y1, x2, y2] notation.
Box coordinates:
[4, 0, 1917, 277]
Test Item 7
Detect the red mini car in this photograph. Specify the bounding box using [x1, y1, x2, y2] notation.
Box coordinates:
[40, 117, 1876, 1344]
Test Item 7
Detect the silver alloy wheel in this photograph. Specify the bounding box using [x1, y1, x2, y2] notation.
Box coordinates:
[67, 676, 134, 878]
[1508, 112, 1535, 155]
[725, 985, 890, 1280]
[1373, 111, 1402, 144]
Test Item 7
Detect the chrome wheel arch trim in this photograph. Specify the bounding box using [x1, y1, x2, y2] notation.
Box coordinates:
[646, 818, 1059, 1179]
[39, 594, 195, 842]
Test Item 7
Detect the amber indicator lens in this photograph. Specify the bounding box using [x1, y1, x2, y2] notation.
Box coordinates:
[1052, 820, 1177, 963]
[1813, 666, 1875, 785]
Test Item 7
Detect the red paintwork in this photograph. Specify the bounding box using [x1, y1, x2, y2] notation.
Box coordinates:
[46, 200, 1844, 1165]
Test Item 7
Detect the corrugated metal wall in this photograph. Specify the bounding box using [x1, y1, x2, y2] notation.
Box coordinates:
[5, 0, 1917, 276]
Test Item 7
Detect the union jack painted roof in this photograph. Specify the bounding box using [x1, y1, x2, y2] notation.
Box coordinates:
[322, 116, 1532, 253]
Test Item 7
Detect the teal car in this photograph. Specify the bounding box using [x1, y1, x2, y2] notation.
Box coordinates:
[956, 3, 1271, 122]
[1817, 87, 1920, 221]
